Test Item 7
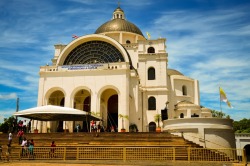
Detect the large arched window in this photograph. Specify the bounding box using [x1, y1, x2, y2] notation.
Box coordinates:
[180, 113, 184, 118]
[147, 47, 155, 53]
[148, 67, 155, 80]
[63, 40, 124, 65]
[148, 96, 156, 110]
[182, 85, 187, 96]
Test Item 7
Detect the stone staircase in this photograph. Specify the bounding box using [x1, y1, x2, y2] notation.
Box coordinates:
[1, 132, 198, 147]
[0, 132, 233, 162]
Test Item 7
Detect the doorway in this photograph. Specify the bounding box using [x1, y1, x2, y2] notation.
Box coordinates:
[107, 95, 118, 132]
[148, 122, 156, 132]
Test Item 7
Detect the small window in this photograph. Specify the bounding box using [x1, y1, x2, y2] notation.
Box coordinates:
[148, 67, 155, 80]
[182, 85, 187, 96]
[148, 96, 156, 110]
[180, 113, 184, 118]
[126, 40, 131, 44]
[147, 47, 155, 53]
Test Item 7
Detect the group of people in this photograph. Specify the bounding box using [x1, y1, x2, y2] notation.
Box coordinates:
[90, 120, 105, 132]
[2, 130, 57, 161]
[9, 119, 32, 134]
[20, 137, 35, 158]
[75, 120, 117, 133]
[17, 119, 32, 133]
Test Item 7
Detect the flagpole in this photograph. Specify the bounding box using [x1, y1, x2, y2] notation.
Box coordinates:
[219, 86, 222, 112]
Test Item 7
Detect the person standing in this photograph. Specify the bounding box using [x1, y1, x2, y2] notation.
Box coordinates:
[8, 132, 13, 145]
[28, 119, 32, 133]
[23, 120, 27, 133]
[21, 137, 27, 156]
[50, 141, 56, 158]
[17, 129, 24, 144]
[6, 144, 11, 162]
[0, 144, 2, 160]
[76, 124, 81, 132]
[28, 139, 34, 159]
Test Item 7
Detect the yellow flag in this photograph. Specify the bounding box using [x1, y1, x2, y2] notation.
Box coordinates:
[219, 87, 233, 108]
[219, 87, 228, 102]
[146, 32, 151, 39]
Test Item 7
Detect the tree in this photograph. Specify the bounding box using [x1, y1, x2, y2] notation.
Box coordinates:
[154, 114, 161, 127]
[211, 110, 230, 118]
[0, 116, 16, 133]
[233, 118, 250, 133]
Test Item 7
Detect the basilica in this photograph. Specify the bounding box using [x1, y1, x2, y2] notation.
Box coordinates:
[35, 6, 235, 149]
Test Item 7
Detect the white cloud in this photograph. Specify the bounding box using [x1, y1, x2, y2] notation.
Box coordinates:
[0, 1, 249, 122]
[0, 93, 17, 100]
[144, 5, 250, 120]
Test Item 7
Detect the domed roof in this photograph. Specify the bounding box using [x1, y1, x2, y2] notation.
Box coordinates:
[114, 6, 124, 12]
[167, 69, 184, 76]
[95, 19, 144, 36]
[175, 100, 201, 111]
[95, 7, 144, 36]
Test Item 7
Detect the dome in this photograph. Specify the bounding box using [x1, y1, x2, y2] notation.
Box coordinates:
[95, 7, 144, 36]
[175, 100, 201, 111]
[167, 69, 184, 76]
[95, 19, 144, 36]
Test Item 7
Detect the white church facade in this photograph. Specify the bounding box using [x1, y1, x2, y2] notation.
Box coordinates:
[34, 6, 236, 149]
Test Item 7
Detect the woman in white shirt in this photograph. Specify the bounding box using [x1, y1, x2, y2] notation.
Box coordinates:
[21, 137, 27, 156]
[8, 132, 12, 145]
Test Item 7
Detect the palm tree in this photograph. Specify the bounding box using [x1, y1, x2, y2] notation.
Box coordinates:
[118, 114, 128, 129]
[154, 114, 161, 127]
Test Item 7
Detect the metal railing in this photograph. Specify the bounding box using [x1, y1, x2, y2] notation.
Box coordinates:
[1, 146, 245, 163]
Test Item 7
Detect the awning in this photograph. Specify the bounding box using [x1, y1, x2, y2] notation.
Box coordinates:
[13, 105, 101, 121]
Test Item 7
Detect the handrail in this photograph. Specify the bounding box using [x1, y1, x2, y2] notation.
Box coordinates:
[0, 146, 245, 163]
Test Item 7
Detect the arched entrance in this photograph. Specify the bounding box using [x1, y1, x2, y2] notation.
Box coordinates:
[244, 144, 250, 162]
[148, 122, 156, 132]
[74, 90, 91, 132]
[100, 89, 118, 132]
[107, 95, 118, 132]
[48, 90, 65, 132]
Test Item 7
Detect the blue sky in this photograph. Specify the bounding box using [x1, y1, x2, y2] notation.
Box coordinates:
[0, 0, 250, 123]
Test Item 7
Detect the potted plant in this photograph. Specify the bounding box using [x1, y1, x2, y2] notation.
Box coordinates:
[154, 114, 162, 132]
[34, 128, 38, 133]
[118, 114, 128, 132]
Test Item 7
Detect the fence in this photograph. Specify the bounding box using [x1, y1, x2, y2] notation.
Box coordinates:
[3, 146, 246, 163]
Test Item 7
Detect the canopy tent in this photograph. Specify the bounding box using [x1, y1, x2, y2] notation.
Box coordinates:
[13, 105, 101, 121]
